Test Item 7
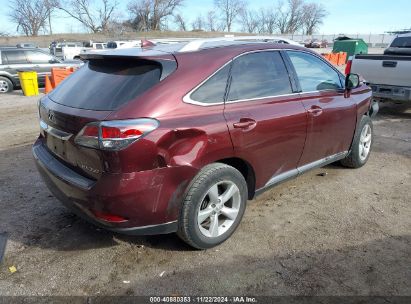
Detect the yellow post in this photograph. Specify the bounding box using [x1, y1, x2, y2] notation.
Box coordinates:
[18, 71, 39, 96]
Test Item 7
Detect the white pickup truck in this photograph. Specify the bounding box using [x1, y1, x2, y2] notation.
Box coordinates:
[349, 33, 411, 102]
[61, 42, 107, 60]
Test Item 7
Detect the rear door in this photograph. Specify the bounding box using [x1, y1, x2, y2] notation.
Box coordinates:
[223, 51, 307, 189]
[285, 51, 357, 167]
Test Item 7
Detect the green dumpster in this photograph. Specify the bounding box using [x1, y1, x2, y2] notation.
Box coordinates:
[332, 39, 368, 59]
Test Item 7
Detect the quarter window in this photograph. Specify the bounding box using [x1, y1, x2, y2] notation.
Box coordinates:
[287, 51, 342, 92]
[228, 51, 292, 101]
[190, 63, 231, 104]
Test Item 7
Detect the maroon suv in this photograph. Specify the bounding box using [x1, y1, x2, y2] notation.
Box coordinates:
[33, 40, 375, 249]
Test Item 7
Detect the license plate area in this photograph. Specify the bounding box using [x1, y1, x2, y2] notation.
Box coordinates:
[44, 129, 104, 180]
[46, 132, 69, 161]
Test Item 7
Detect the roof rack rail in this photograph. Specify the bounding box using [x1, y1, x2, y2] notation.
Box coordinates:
[178, 35, 301, 52]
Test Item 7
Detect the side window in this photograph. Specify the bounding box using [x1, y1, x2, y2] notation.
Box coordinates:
[287, 51, 342, 92]
[26, 51, 53, 64]
[228, 51, 292, 101]
[190, 63, 231, 104]
[4, 50, 27, 64]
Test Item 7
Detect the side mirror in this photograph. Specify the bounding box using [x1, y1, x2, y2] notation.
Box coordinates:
[345, 73, 360, 90]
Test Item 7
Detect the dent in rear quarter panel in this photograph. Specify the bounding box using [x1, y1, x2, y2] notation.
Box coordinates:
[153, 110, 234, 168]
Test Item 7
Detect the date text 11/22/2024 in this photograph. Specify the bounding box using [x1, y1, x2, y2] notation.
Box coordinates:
[149, 296, 257, 303]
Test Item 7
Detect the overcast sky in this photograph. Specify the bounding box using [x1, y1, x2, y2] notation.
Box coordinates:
[0, 0, 409, 35]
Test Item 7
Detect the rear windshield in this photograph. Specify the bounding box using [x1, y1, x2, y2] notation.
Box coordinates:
[49, 58, 175, 111]
[390, 37, 411, 48]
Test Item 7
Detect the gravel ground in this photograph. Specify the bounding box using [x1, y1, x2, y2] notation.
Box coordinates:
[0, 91, 410, 296]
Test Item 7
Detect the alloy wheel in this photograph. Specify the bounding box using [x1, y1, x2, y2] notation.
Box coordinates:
[359, 124, 372, 161]
[197, 181, 241, 238]
[0, 80, 9, 93]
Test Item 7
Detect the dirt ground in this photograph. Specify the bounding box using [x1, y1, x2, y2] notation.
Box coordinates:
[0, 91, 410, 296]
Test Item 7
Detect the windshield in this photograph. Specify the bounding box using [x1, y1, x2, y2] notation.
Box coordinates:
[48, 58, 176, 111]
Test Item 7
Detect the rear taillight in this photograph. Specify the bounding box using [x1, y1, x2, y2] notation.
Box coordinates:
[345, 56, 353, 75]
[75, 119, 159, 151]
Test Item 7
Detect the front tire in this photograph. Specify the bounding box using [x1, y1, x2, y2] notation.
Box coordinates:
[341, 115, 373, 168]
[0, 77, 13, 93]
[177, 163, 247, 249]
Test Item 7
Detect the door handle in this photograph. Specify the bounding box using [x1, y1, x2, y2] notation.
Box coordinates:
[307, 106, 323, 116]
[382, 61, 397, 68]
[233, 118, 257, 129]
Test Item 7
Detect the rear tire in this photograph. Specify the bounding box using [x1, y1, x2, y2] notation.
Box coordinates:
[341, 115, 373, 168]
[177, 163, 247, 249]
[0, 77, 13, 93]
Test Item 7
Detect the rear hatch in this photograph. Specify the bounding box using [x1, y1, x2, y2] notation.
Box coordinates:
[38, 53, 177, 179]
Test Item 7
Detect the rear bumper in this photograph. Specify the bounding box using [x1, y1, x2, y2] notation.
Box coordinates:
[370, 84, 411, 101]
[32, 139, 197, 235]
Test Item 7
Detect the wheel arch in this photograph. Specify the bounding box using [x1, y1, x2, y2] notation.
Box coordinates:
[215, 157, 256, 200]
[0, 74, 15, 85]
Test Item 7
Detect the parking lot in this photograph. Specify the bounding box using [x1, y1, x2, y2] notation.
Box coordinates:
[0, 90, 409, 296]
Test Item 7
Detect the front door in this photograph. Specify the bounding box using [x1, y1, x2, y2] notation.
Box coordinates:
[223, 51, 307, 190]
[285, 51, 357, 167]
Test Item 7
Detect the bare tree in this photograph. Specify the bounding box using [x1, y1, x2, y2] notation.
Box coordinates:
[205, 11, 220, 32]
[276, 0, 305, 34]
[127, 0, 184, 31]
[44, 0, 59, 34]
[239, 8, 258, 33]
[58, 0, 118, 33]
[8, 0, 53, 36]
[214, 0, 245, 32]
[174, 13, 187, 31]
[191, 14, 205, 31]
[302, 2, 327, 35]
[256, 8, 277, 34]
[275, 2, 288, 34]
[127, 0, 151, 31]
